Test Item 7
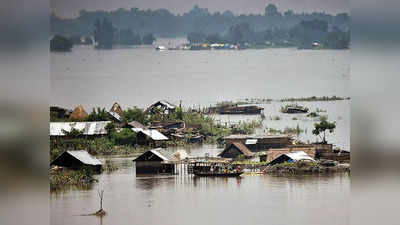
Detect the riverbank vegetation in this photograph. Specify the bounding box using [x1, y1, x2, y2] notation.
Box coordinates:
[280, 95, 350, 102]
[50, 167, 97, 188]
[267, 125, 304, 136]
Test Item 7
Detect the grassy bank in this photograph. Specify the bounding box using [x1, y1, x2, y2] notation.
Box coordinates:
[50, 167, 97, 188]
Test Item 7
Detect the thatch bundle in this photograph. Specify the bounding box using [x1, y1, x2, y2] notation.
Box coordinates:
[69, 105, 88, 120]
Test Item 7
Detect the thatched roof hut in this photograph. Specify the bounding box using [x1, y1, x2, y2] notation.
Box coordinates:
[110, 102, 124, 117]
[69, 105, 88, 120]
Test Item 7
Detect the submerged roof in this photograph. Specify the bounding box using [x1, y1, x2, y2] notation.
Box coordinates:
[219, 142, 254, 157]
[67, 150, 103, 165]
[50, 121, 111, 136]
[131, 128, 169, 141]
[270, 151, 315, 164]
[133, 148, 178, 162]
[284, 151, 315, 161]
[51, 150, 102, 166]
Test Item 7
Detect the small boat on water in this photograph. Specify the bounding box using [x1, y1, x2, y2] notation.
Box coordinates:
[155, 45, 167, 51]
[190, 161, 243, 177]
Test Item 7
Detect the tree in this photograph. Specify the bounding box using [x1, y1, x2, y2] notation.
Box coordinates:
[265, 4, 280, 17]
[142, 33, 156, 45]
[50, 35, 73, 52]
[187, 32, 206, 44]
[87, 107, 111, 121]
[111, 128, 137, 146]
[115, 29, 141, 45]
[312, 117, 336, 144]
[228, 23, 255, 45]
[122, 107, 149, 125]
[289, 19, 328, 49]
[205, 33, 223, 43]
[324, 27, 350, 49]
[94, 18, 115, 49]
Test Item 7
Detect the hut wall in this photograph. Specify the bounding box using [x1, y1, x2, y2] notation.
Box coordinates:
[135, 161, 174, 174]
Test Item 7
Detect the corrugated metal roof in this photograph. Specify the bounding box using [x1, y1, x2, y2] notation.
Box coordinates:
[50, 121, 111, 136]
[108, 111, 122, 122]
[231, 142, 254, 157]
[131, 128, 169, 141]
[159, 100, 176, 109]
[245, 139, 258, 145]
[128, 121, 146, 129]
[66, 150, 102, 165]
[285, 151, 315, 162]
[150, 148, 177, 161]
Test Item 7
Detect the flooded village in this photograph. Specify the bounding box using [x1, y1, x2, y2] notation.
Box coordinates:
[49, 3, 350, 224]
[50, 97, 349, 186]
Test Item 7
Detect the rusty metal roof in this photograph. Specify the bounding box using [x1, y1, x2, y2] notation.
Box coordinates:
[218, 142, 255, 157]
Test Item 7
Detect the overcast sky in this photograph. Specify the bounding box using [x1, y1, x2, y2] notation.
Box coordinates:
[51, 0, 349, 18]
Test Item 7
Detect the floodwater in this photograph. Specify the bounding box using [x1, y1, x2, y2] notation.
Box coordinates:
[51, 157, 350, 225]
[51, 43, 349, 110]
[50, 41, 350, 225]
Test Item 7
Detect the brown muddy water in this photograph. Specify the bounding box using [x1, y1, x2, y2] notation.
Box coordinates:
[51, 43, 350, 225]
[51, 154, 350, 225]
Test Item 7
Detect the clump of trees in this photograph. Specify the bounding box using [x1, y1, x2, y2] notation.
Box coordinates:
[94, 18, 115, 49]
[50, 35, 73, 52]
[312, 116, 336, 143]
[93, 18, 157, 48]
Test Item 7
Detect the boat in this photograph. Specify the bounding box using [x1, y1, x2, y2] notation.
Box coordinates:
[219, 105, 264, 115]
[190, 161, 243, 177]
[155, 46, 167, 51]
[280, 104, 309, 114]
[194, 171, 243, 177]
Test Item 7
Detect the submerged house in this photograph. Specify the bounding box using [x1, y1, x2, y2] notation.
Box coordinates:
[224, 134, 293, 152]
[268, 151, 315, 166]
[131, 128, 169, 145]
[265, 146, 317, 162]
[50, 150, 102, 172]
[133, 148, 178, 174]
[218, 142, 255, 159]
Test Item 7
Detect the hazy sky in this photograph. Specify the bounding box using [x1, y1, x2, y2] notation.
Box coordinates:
[51, 0, 349, 18]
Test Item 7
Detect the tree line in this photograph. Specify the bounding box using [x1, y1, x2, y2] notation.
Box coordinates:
[188, 19, 350, 49]
[51, 4, 349, 38]
[50, 18, 156, 51]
